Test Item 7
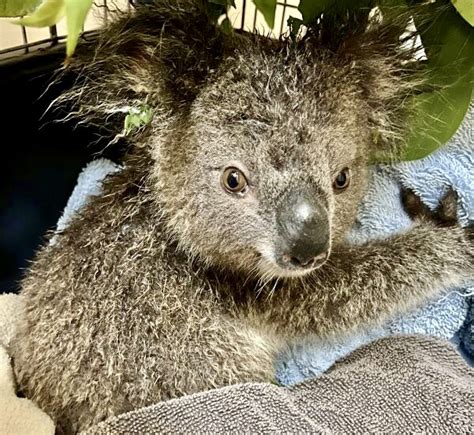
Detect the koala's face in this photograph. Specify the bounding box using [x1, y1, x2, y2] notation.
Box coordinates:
[155, 48, 372, 279]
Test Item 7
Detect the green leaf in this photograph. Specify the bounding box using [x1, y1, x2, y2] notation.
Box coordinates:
[417, 3, 474, 70]
[401, 2, 474, 160]
[14, 0, 64, 27]
[253, 0, 277, 28]
[451, 0, 474, 26]
[123, 106, 153, 136]
[287, 16, 303, 38]
[0, 0, 41, 17]
[220, 16, 234, 34]
[64, 0, 93, 59]
[401, 74, 472, 160]
[298, 0, 334, 24]
[208, 3, 227, 22]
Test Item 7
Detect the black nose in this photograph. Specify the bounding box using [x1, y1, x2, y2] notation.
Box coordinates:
[276, 191, 329, 269]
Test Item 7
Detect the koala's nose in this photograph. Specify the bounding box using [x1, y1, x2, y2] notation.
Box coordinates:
[276, 193, 330, 269]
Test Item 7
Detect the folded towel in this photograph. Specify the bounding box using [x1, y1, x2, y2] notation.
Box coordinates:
[0, 293, 24, 350]
[276, 103, 474, 385]
[1, 294, 471, 433]
[84, 335, 474, 434]
[0, 294, 54, 435]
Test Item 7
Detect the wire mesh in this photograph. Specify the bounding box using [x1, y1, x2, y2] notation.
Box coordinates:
[0, 0, 299, 60]
[0, 0, 128, 59]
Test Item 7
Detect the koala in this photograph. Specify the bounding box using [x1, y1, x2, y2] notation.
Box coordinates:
[11, 1, 473, 433]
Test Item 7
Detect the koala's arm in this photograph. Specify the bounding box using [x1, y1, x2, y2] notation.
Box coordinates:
[257, 219, 473, 338]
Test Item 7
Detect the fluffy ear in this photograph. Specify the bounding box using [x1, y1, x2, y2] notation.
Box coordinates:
[346, 15, 424, 160]
[55, 0, 227, 136]
[304, 5, 425, 159]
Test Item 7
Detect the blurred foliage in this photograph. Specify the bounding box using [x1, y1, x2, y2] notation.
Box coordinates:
[451, 0, 474, 25]
[402, 1, 473, 160]
[0, 0, 40, 16]
[252, 0, 277, 27]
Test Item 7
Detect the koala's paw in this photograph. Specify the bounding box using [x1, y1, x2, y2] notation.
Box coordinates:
[401, 187, 459, 227]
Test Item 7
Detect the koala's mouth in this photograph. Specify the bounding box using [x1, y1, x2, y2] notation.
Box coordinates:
[256, 249, 330, 279]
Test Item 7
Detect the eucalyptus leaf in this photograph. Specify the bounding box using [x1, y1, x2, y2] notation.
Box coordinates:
[14, 0, 64, 27]
[220, 16, 234, 34]
[402, 1, 474, 160]
[401, 74, 472, 160]
[298, 0, 333, 24]
[65, 0, 92, 59]
[253, 0, 277, 28]
[0, 0, 41, 17]
[207, 2, 227, 22]
[287, 16, 303, 38]
[417, 2, 474, 71]
[451, 0, 474, 26]
[208, 0, 235, 24]
[123, 106, 153, 136]
[297, 0, 373, 24]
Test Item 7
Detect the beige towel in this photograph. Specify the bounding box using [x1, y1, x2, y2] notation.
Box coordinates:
[85, 335, 474, 434]
[0, 293, 23, 349]
[0, 294, 54, 435]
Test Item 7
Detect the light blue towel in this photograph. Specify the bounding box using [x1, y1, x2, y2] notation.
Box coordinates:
[276, 104, 473, 386]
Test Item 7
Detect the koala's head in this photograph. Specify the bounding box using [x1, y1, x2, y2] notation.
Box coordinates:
[155, 48, 375, 279]
[68, 1, 418, 280]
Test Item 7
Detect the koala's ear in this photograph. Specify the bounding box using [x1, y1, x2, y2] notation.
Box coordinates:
[57, 0, 227, 134]
[349, 17, 422, 158]
[306, 7, 423, 158]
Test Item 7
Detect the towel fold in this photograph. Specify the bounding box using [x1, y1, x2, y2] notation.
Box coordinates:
[84, 335, 474, 434]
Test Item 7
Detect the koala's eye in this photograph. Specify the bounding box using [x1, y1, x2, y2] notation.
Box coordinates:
[222, 167, 248, 195]
[333, 168, 351, 192]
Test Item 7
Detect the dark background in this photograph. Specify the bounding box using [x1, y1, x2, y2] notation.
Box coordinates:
[0, 48, 123, 293]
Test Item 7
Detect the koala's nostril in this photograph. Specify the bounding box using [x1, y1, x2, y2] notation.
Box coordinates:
[290, 256, 314, 268]
[282, 254, 317, 269]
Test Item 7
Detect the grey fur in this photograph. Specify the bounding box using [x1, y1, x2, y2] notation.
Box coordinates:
[11, 1, 473, 433]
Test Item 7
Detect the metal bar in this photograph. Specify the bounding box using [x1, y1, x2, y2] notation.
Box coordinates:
[2, 2, 297, 60]
[252, 4, 257, 32]
[103, 0, 109, 23]
[0, 31, 98, 57]
[277, 1, 296, 7]
[240, 0, 247, 31]
[279, 0, 287, 36]
[50, 25, 59, 46]
[21, 26, 29, 54]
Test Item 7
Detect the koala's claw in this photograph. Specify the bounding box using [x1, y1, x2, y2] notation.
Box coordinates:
[436, 188, 459, 224]
[401, 187, 459, 226]
[401, 188, 430, 221]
